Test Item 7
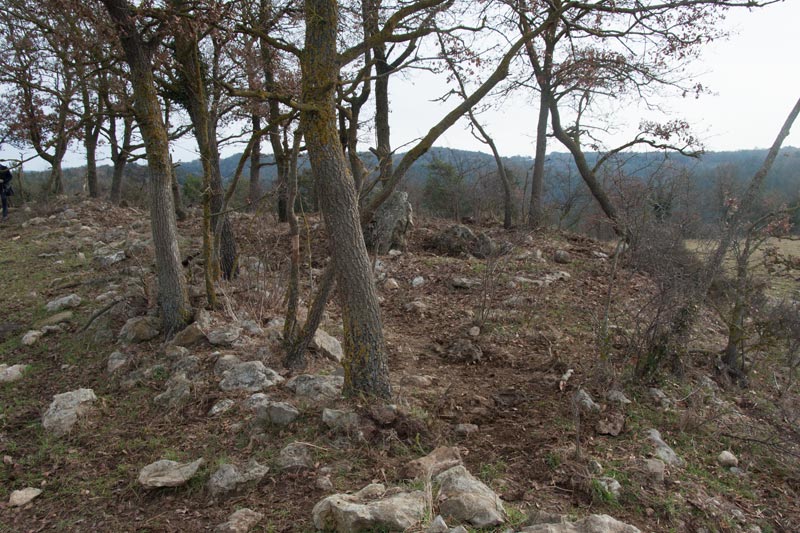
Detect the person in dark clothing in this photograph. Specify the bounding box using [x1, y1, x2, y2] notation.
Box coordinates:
[0, 164, 12, 220]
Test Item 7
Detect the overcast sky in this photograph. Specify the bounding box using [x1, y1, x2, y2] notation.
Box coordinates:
[388, 1, 800, 158]
[4, 1, 799, 172]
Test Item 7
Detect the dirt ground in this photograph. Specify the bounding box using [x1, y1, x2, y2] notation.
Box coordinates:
[0, 198, 798, 532]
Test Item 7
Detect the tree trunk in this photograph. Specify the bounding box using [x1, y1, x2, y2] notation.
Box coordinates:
[528, 91, 549, 228]
[301, 0, 391, 400]
[102, 0, 191, 335]
[248, 114, 262, 210]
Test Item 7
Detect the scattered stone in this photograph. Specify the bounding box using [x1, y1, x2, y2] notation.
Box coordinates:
[606, 390, 632, 405]
[285, 374, 343, 403]
[450, 277, 481, 289]
[93, 250, 126, 267]
[278, 442, 314, 471]
[311, 329, 344, 362]
[384, 278, 400, 290]
[45, 294, 81, 312]
[207, 460, 269, 499]
[519, 514, 641, 532]
[316, 474, 335, 491]
[138, 458, 205, 488]
[435, 465, 506, 528]
[21, 330, 43, 346]
[644, 459, 665, 484]
[209, 399, 236, 416]
[172, 322, 207, 347]
[153, 374, 191, 407]
[119, 316, 161, 343]
[365, 191, 413, 254]
[596, 413, 625, 436]
[172, 355, 201, 380]
[9, 487, 42, 507]
[107, 351, 130, 374]
[597, 477, 621, 498]
[34, 311, 73, 328]
[214, 354, 241, 376]
[450, 527, 469, 533]
[207, 326, 242, 346]
[0, 363, 29, 383]
[214, 508, 264, 533]
[219, 361, 284, 392]
[428, 515, 449, 533]
[401, 375, 434, 387]
[406, 447, 463, 480]
[448, 338, 482, 363]
[468, 326, 480, 337]
[575, 389, 601, 412]
[411, 276, 425, 287]
[588, 461, 603, 475]
[369, 404, 398, 426]
[455, 423, 479, 437]
[647, 429, 683, 466]
[718, 451, 738, 468]
[553, 249, 571, 264]
[264, 317, 285, 340]
[404, 300, 428, 315]
[312, 483, 426, 532]
[240, 320, 264, 336]
[258, 401, 300, 426]
[648, 388, 672, 409]
[592, 251, 609, 260]
[322, 408, 361, 434]
[434, 224, 501, 258]
[42, 388, 97, 436]
[244, 393, 271, 411]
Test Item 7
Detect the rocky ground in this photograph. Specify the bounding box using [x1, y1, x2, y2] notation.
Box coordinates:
[0, 198, 798, 532]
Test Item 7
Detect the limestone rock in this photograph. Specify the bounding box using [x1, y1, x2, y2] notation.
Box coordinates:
[384, 278, 400, 290]
[718, 451, 738, 468]
[172, 322, 207, 347]
[214, 508, 264, 533]
[596, 477, 621, 498]
[647, 429, 683, 466]
[119, 316, 161, 343]
[207, 460, 268, 499]
[257, 401, 300, 426]
[519, 514, 641, 532]
[448, 339, 482, 363]
[606, 390, 631, 405]
[553, 250, 571, 264]
[596, 413, 625, 436]
[207, 326, 242, 346]
[209, 399, 236, 416]
[240, 320, 264, 337]
[365, 191, 413, 254]
[219, 361, 284, 392]
[21, 330, 43, 346]
[153, 374, 191, 407]
[322, 408, 362, 435]
[312, 483, 426, 532]
[214, 354, 241, 376]
[93, 250, 126, 267]
[427, 515, 449, 533]
[45, 294, 81, 312]
[138, 458, 205, 488]
[648, 388, 672, 409]
[451, 277, 481, 289]
[644, 459, 665, 484]
[34, 311, 73, 328]
[411, 276, 425, 287]
[0, 363, 29, 383]
[434, 224, 501, 259]
[575, 389, 600, 413]
[435, 465, 506, 528]
[285, 374, 343, 403]
[311, 329, 344, 362]
[454, 423, 479, 437]
[107, 351, 130, 374]
[42, 388, 97, 436]
[278, 442, 314, 471]
[406, 447, 463, 479]
[9, 487, 42, 507]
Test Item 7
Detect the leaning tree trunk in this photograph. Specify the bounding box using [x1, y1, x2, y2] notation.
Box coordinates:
[102, 0, 191, 335]
[301, 0, 392, 400]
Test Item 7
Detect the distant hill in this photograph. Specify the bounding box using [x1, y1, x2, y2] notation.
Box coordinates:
[19, 145, 800, 202]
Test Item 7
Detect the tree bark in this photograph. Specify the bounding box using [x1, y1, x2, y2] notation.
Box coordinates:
[301, 0, 392, 400]
[248, 114, 262, 209]
[102, 0, 191, 335]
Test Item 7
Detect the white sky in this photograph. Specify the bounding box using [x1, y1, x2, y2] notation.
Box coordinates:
[4, 1, 799, 172]
[389, 1, 800, 157]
